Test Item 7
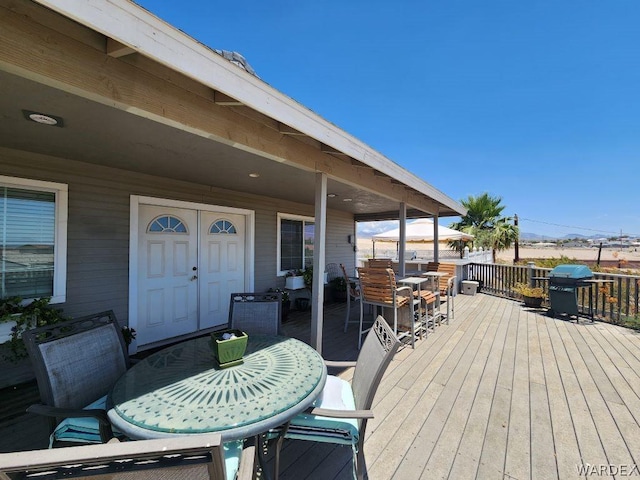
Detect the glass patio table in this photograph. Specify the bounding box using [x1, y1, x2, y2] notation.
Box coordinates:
[107, 335, 327, 441]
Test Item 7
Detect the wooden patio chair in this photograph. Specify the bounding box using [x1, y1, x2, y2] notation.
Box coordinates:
[357, 267, 416, 348]
[229, 292, 282, 335]
[436, 262, 456, 321]
[340, 263, 361, 333]
[269, 315, 400, 480]
[0, 432, 255, 480]
[366, 258, 393, 269]
[23, 310, 129, 446]
[423, 261, 456, 321]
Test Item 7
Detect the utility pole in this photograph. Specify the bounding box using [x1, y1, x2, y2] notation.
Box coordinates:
[514, 214, 520, 263]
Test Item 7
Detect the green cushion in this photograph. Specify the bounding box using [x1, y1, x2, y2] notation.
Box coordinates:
[285, 375, 359, 446]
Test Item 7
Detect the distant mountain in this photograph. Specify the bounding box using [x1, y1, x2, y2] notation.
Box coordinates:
[519, 232, 556, 241]
[359, 226, 611, 242]
[519, 232, 603, 241]
[561, 233, 591, 239]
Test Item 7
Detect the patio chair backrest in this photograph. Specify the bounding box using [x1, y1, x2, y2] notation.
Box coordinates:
[340, 263, 359, 298]
[426, 261, 440, 272]
[437, 263, 457, 294]
[352, 315, 400, 422]
[367, 258, 393, 269]
[0, 432, 232, 480]
[325, 263, 342, 283]
[23, 310, 129, 410]
[357, 267, 407, 307]
[229, 292, 282, 335]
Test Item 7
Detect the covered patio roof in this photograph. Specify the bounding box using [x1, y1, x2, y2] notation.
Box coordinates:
[0, 0, 465, 221]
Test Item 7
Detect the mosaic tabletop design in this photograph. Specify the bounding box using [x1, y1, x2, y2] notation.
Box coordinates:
[108, 335, 326, 440]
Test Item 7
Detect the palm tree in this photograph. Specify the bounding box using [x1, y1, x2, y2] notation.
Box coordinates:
[449, 193, 519, 262]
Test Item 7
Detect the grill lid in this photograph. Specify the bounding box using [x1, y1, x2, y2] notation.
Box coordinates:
[549, 264, 593, 279]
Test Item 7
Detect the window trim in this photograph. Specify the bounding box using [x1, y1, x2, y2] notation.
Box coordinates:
[277, 212, 314, 276]
[0, 175, 68, 304]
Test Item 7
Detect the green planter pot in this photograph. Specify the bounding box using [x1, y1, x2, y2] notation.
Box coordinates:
[211, 330, 248, 366]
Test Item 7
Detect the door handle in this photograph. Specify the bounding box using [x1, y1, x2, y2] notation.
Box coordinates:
[190, 275, 198, 281]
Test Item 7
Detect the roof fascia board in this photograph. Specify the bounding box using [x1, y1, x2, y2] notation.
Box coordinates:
[0, 6, 442, 216]
[32, 0, 464, 215]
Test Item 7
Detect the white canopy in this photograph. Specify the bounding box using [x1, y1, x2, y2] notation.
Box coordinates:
[372, 218, 474, 243]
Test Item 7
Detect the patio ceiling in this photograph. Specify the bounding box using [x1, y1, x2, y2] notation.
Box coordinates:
[0, 0, 465, 221]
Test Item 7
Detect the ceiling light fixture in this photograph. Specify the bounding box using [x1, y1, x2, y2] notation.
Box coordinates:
[249, 173, 260, 178]
[343, 198, 353, 202]
[22, 110, 64, 127]
[327, 193, 337, 198]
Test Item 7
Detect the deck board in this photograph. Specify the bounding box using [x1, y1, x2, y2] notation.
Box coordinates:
[2, 294, 640, 479]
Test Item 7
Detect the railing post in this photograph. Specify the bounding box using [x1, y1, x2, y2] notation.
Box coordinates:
[463, 246, 469, 259]
[528, 262, 536, 288]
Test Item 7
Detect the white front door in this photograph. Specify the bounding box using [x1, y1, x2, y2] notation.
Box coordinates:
[199, 212, 245, 329]
[137, 205, 199, 344]
[136, 205, 247, 346]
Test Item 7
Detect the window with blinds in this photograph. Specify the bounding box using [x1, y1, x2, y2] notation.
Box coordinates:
[0, 178, 66, 302]
[278, 214, 314, 274]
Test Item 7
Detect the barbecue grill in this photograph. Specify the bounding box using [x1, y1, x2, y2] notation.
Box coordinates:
[548, 264, 593, 318]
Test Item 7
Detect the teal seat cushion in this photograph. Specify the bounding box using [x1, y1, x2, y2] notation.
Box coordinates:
[285, 375, 359, 446]
[223, 440, 243, 480]
[51, 395, 122, 446]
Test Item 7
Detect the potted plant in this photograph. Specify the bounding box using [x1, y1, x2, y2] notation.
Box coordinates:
[330, 276, 347, 302]
[285, 270, 305, 290]
[269, 288, 291, 322]
[0, 296, 69, 362]
[513, 283, 545, 308]
[302, 266, 313, 289]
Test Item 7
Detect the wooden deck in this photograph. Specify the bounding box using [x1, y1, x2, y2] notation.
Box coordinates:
[2, 294, 640, 479]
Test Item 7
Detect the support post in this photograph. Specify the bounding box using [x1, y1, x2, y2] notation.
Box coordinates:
[311, 173, 327, 354]
[398, 203, 406, 278]
[433, 215, 440, 263]
[528, 261, 536, 288]
[514, 214, 520, 263]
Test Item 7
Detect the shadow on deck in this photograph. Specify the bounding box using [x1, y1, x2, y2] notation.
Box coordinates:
[3, 294, 640, 479]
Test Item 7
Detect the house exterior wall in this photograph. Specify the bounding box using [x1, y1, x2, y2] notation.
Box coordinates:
[0, 147, 356, 324]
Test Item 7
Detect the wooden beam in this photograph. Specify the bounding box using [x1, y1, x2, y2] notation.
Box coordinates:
[213, 91, 243, 106]
[106, 37, 135, 58]
[320, 143, 349, 156]
[278, 123, 306, 136]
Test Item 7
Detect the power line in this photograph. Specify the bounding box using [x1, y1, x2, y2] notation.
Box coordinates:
[518, 217, 640, 237]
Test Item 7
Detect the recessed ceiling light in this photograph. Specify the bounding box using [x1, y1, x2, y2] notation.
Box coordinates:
[22, 110, 64, 127]
[343, 198, 353, 202]
[249, 173, 260, 178]
[327, 193, 337, 198]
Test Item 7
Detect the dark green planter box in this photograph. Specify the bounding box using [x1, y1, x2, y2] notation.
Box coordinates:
[211, 330, 248, 364]
[523, 295, 543, 308]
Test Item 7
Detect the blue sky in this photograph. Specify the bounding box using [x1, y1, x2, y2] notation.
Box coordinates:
[137, 1, 639, 238]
